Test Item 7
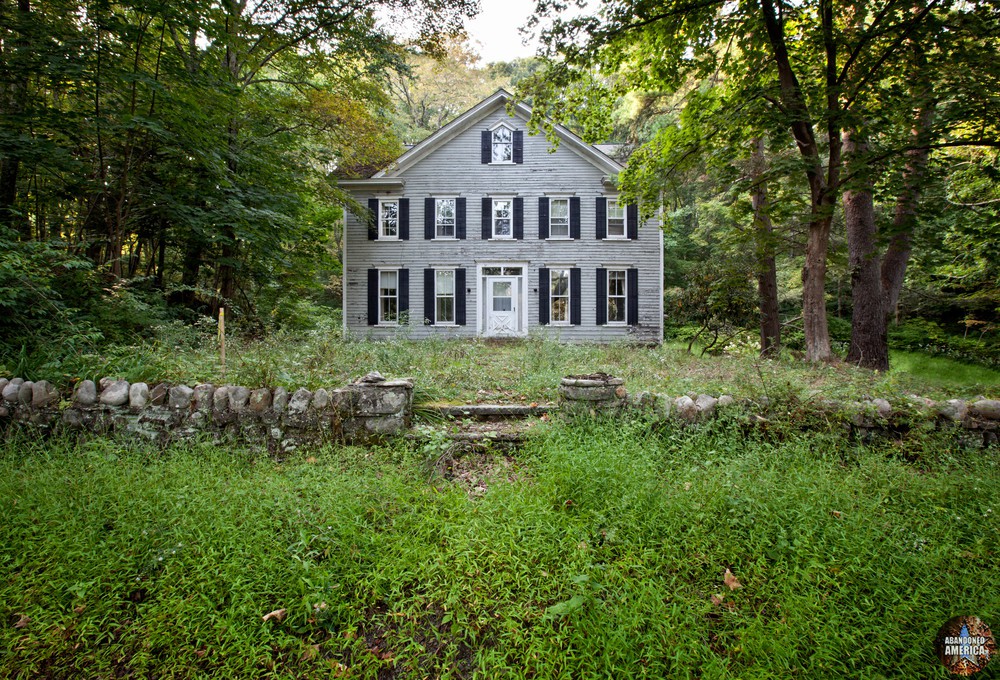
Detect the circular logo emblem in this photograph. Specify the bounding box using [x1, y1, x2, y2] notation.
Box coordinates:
[935, 616, 995, 676]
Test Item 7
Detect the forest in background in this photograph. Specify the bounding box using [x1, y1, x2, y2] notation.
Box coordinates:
[1, 0, 999, 376]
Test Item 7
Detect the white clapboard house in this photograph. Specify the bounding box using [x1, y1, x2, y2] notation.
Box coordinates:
[339, 89, 663, 343]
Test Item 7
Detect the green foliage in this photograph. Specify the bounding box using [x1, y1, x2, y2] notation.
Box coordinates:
[1, 423, 997, 677]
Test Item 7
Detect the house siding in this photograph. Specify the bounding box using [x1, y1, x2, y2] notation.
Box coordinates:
[343, 103, 663, 343]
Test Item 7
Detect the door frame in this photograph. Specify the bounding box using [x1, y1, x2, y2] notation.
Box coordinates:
[476, 262, 529, 337]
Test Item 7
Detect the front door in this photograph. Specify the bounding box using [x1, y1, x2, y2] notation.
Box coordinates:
[485, 276, 519, 337]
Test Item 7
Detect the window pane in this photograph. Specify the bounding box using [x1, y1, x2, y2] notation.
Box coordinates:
[379, 270, 397, 294]
[550, 269, 569, 296]
[607, 200, 625, 237]
[551, 297, 568, 322]
[551, 199, 569, 218]
[483, 267, 502, 276]
[493, 200, 512, 237]
[436, 270, 454, 295]
[609, 270, 626, 296]
[493, 280, 512, 297]
[435, 199, 455, 237]
[492, 127, 512, 163]
[436, 297, 454, 323]
[502, 267, 522, 275]
[381, 298, 397, 322]
[381, 201, 398, 237]
[609, 298, 624, 322]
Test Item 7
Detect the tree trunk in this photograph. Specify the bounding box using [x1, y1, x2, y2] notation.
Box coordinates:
[843, 128, 889, 370]
[750, 138, 781, 356]
[882, 101, 935, 322]
[0, 0, 31, 239]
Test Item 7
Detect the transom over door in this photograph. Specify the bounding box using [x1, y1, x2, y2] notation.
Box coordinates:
[485, 276, 519, 337]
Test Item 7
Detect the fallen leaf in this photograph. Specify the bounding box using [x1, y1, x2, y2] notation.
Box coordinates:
[73, 605, 86, 614]
[563, 499, 574, 507]
[262, 608, 287, 623]
[684, 482, 692, 491]
[305, 456, 318, 464]
[529, 402, 538, 408]
[831, 510, 842, 518]
[195, 649, 208, 658]
[14, 615, 30, 629]
[710, 594, 725, 606]
[724, 569, 742, 591]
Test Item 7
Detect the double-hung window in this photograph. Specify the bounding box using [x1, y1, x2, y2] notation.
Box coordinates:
[435, 199, 456, 238]
[493, 199, 513, 239]
[379, 270, 398, 324]
[607, 269, 627, 323]
[380, 200, 399, 239]
[435, 270, 455, 324]
[550, 268, 571, 324]
[550, 198, 569, 238]
[492, 126, 513, 163]
[607, 200, 626, 238]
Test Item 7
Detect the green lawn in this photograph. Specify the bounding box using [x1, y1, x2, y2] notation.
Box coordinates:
[1, 420, 997, 678]
[22, 322, 998, 406]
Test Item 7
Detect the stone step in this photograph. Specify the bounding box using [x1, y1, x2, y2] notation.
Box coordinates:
[424, 403, 553, 419]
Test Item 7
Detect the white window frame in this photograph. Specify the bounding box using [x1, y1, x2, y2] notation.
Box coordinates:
[434, 198, 457, 240]
[490, 122, 514, 165]
[606, 268, 628, 325]
[492, 198, 514, 240]
[378, 268, 399, 325]
[549, 267, 572, 326]
[378, 198, 400, 240]
[606, 198, 627, 240]
[435, 268, 456, 325]
[549, 197, 571, 239]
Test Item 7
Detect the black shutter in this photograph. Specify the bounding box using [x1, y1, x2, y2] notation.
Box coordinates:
[455, 269, 467, 326]
[424, 268, 435, 325]
[538, 197, 549, 240]
[627, 269, 639, 326]
[481, 130, 491, 164]
[424, 198, 435, 240]
[367, 269, 378, 325]
[538, 268, 550, 325]
[481, 197, 491, 240]
[367, 199, 378, 240]
[399, 198, 409, 240]
[596, 197, 607, 240]
[513, 197, 523, 239]
[596, 268, 607, 326]
[398, 269, 409, 322]
[456, 198, 466, 240]
[513, 130, 523, 164]
[627, 204, 639, 240]
[570, 268, 582, 326]
[570, 197, 581, 240]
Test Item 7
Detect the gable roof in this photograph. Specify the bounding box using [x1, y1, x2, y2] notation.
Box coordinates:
[371, 89, 624, 179]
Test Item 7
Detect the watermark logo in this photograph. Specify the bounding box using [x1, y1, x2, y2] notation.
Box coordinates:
[935, 616, 995, 676]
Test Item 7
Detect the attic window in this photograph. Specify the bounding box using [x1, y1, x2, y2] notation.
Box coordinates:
[492, 125, 513, 163]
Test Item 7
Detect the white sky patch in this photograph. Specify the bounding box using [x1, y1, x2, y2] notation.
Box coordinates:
[465, 0, 541, 63]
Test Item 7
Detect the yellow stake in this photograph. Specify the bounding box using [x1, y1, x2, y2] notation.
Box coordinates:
[219, 308, 226, 382]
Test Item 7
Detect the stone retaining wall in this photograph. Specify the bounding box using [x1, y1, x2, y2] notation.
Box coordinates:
[0, 373, 413, 452]
[559, 375, 1000, 447]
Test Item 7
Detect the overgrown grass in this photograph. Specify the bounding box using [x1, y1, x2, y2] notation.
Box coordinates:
[5, 312, 995, 405]
[1, 421, 997, 678]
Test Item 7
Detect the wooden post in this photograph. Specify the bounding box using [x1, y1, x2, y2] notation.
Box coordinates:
[218, 308, 226, 382]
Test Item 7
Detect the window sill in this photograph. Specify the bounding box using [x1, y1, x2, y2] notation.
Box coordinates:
[604, 235, 629, 241]
[489, 237, 515, 241]
[546, 236, 574, 241]
[489, 161, 515, 166]
[434, 237, 459, 241]
[604, 322, 628, 327]
[547, 322, 572, 327]
[434, 323, 459, 327]
[377, 237, 400, 242]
